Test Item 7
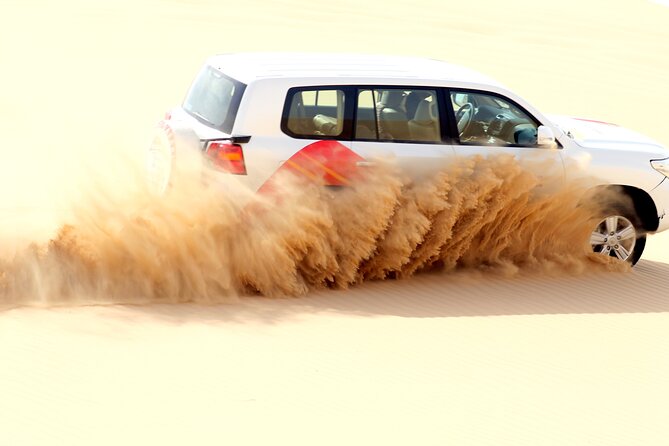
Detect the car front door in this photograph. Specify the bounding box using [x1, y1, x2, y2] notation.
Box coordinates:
[448, 89, 565, 183]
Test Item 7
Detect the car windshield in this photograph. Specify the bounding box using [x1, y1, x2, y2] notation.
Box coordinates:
[183, 65, 246, 134]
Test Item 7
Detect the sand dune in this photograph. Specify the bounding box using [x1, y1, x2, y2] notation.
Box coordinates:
[2, 0, 669, 444]
[2, 260, 669, 445]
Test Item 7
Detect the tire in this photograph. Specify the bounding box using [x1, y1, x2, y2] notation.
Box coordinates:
[590, 208, 646, 265]
[145, 123, 202, 196]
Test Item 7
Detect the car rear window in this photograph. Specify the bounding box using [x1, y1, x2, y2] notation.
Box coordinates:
[183, 65, 246, 134]
[282, 88, 346, 138]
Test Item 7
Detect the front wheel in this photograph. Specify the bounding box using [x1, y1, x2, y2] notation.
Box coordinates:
[590, 214, 646, 265]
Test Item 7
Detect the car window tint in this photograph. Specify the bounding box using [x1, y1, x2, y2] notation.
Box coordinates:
[355, 88, 441, 143]
[450, 90, 538, 147]
[285, 88, 345, 137]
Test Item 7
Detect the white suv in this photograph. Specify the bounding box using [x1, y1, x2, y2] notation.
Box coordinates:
[147, 53, 669, 265]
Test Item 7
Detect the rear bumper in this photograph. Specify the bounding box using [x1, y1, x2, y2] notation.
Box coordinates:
[650, 178, 669, 232]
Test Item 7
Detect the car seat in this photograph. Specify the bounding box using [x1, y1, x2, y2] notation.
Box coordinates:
[376, 90, 410, 140]
[408, 100, 440, 142]
[405, 90, 431, 123]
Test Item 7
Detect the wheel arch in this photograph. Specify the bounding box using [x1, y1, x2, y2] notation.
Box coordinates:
[592, 184, 659, 232]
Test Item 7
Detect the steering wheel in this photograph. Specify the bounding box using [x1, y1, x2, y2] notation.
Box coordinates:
[455, 103, 475, 137]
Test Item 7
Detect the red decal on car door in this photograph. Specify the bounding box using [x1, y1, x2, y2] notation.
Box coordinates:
[258, 140, 365, 195]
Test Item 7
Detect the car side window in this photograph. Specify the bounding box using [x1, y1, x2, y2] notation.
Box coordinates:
[284, 88, 345, 138]
[355, 88, 441, 143]
[450, 90, 539, 147]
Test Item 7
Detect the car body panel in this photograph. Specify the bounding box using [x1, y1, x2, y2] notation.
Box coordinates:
[650, 178, 669, 231]
[152, 52, 669, 239]
[549, 115, 667, 153]
[546, 115, 669, 194]
[203, 53, 505, 87]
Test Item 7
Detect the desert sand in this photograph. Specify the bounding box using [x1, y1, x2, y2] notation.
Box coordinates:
[1, 0, 669, 444]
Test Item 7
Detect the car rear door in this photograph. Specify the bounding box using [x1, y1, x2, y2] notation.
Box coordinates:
[349, 87, 456, 180]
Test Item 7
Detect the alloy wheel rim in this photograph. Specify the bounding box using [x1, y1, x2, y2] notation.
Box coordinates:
[590, 215, 637, 262]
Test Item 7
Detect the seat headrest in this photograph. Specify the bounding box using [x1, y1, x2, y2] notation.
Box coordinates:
[379, 90, 405, 109]
[405, 90, 431, 116]
[412, 100, 437, 126]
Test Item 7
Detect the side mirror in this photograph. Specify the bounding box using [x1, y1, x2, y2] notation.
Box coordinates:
[537, 125, 557, 148]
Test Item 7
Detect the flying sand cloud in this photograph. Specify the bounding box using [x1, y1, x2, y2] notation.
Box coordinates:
[0, 154, 627, 308]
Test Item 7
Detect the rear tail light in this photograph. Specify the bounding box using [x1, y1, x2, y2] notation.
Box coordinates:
[206, 141, 247, 175]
